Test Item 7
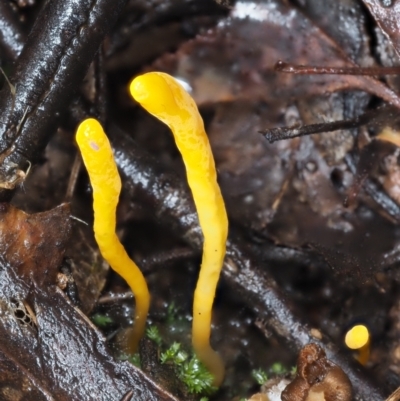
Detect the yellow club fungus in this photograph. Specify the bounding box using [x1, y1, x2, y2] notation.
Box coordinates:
[344, 324, 370, 365]
[129, 72, 228, 386]
[76, 118, 150, 353]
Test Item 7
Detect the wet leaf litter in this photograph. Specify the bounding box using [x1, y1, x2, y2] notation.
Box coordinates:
[1, 0, 400, 400]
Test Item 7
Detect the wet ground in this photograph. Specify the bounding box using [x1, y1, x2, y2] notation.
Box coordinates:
[1, 0, 400, 400]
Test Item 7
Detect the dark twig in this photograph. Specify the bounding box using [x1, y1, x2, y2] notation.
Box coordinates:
[110, 125, 387, 401]
[139, 247, 195, 275]
[0, 1, 26, 61]
[94, 49, 108, 125]
[260, 106, 387, 143]
[0, 0, 128, 201]
[261, 113, 371, 143]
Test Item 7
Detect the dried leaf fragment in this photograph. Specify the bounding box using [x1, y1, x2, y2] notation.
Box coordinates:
[0, 203, 71, 285]
[282, 344, 352, 401]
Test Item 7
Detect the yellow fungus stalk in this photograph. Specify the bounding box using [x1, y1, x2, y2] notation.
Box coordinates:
[130, 72, 228, 386]
[76, 118, 150, 353]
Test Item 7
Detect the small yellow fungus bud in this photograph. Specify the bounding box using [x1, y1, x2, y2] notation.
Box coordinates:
[344, 324, 370, 365]
[345, 324, 369, 349]
[76, 118, 150, 353]
[130, 72, 228, 386]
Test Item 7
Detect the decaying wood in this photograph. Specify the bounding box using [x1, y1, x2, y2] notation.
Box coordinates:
[0, 204, 179, 401]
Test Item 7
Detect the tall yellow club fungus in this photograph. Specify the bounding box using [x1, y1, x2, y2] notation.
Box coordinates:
[344, 324, 370, 365]
[76, 118, 150, 353]
[129, 72, 228, 386]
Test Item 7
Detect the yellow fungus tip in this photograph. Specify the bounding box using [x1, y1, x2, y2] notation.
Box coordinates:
[130, 77, 149, 103]
[129, 72, 184, 120]
[345, 324, 370, 350]
[78, 117, 102, 131]
[76, 118, 102, 141]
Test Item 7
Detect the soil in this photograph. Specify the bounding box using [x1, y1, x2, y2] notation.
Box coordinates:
[1, 1, 400, 400]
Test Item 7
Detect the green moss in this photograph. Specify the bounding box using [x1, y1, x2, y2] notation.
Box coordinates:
[166, 301, 179, 324]
[178, 355, 216, 394]
[270, 362, 286, 375]
[146, 325, 163, 347]
[128, 353, 141, 367]
[161, 342, 216, 395]
[91, 313, 113, 327]
[160, 342, 188, 364]
[251, 368, 268, 385]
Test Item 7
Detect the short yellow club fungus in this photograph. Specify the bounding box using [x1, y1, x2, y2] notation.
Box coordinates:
[76, 118, 150, 353]
[344, 324, 370, 365]
[130, 72, 228, 386]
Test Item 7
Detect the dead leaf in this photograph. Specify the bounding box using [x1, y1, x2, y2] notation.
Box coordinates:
[0, 203, 71, 286]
